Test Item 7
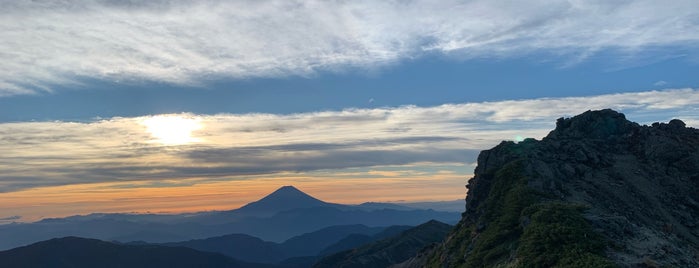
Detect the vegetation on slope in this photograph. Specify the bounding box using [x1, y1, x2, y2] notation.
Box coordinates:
[425, 110, 699, 267]
[428, 157, 614, 267]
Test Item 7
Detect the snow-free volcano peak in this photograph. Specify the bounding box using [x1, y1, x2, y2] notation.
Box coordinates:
[236, 186, 336, 217]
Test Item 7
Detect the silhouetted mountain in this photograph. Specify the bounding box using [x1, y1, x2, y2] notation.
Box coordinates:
[353, 202, 414, 211]
[0, 186, 460, 250]
[224, 206, 457, 242]
[279, 224, 386, 257]
[0, 236, 271, 268]
[163, 234, 286, 263]
[157, 225, 391, 264]
[395, 200, 465, 212]
[355, 200, 465, 213]
[421, 110, 699, 267]
[110, 229, 192, 243]
[0, 218, 187, 250]
[155, 224, 410, 264]
[54, 212, 195, 224]
[317, 234, 373, 257]
[236, 186, 339, 217]
[314, 220, 452, 268]
[279, 225, 413, 268]
[318, 225, 413, 256]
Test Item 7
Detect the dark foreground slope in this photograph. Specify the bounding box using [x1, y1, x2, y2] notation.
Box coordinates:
[424, 109, 699, 267]
[314, 220, 452, 268]
[0, 237, 271, 268]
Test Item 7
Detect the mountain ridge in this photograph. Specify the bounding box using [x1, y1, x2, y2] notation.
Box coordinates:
[0, 185, 460, 250]
[315, 220, 453, 268]
[423, 109, 699, 267]
[0, 236, 270, 268]
[158, 224, 396, 263]
[235, 186, 340, 217]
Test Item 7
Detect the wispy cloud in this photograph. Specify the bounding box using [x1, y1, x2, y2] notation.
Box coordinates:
[654, 80, 669, 86]
[0, 215, 20, 221]
[0, 88, 697, 193]
[1, 0, 698, 95]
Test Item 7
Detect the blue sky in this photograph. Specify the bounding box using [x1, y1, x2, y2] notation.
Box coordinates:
[1, 54, 698, 121]
[1, 0, 699, 221]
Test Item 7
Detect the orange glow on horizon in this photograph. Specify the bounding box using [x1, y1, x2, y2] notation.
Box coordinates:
[0, 174, 469, 223]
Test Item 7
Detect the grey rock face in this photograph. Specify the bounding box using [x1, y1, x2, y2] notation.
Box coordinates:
[439, 109, 699, 267]
[540, 110, 699, 266]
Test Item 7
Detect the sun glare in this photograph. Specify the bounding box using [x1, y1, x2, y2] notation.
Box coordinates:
[141, 115, 202, 145]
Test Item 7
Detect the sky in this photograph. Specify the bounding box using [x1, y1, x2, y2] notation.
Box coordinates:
[1, 0, 699, 223]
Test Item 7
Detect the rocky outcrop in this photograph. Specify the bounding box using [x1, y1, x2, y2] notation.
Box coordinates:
[427, 109, 699, 267]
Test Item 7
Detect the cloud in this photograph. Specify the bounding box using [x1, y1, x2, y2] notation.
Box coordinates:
[0, 88, 697, 192]
[1, 0, 698, 95]
[654, 80, 669, 86]
[0, 215, 21, 224]
[0, 215, 20, 221]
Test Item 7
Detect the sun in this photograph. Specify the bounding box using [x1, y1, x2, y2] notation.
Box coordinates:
[141, 115, 202, 145]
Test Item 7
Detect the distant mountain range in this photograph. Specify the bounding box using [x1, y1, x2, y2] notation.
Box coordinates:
[158, 224, 413, 264]
[0, 185, 460, 250]
[0, 220, 452, 268]
[0, 236, 271, 268]
[313, 220, 452, 268]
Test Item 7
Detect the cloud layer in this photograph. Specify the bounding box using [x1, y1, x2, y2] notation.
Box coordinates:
[1, 88, 697, 192]
[2, 0, 698, 95]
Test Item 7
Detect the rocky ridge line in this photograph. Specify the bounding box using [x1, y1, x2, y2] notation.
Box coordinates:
[420, 109, 699, 267]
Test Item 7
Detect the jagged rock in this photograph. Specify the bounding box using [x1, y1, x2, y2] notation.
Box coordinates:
[425, 109, 699, 267]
